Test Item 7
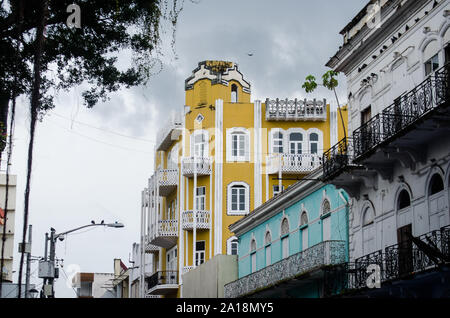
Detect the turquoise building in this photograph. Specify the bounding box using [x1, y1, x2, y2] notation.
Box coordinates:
[224, 169, 350, 298]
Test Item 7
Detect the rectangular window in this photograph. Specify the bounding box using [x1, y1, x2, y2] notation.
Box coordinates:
[265, 245, 271, 266]
[230, 132, 246, 160]
[195, 187, 206, 211]
[425, 53, 439, 76]
[272, 132, 283, 153]
[445, 45, 450, 64]
[231, 187, 246, 212]
[195, 241, 205, 266]
[281, 237, 289, 259]
[361, 106, 372, 125]
[251, 252, 256, 273]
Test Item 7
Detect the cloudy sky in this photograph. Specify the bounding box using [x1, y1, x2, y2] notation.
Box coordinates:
[8, 0, 368, 298]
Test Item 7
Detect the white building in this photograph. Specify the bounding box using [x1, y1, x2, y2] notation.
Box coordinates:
[128, 243, 153, 298]
[324, 0, 450, 296]
[0, 173, 16, 284]
[72, 272, 115, 298]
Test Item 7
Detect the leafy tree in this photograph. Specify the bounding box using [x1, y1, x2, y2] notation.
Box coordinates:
[0, 0, 186, 297]
[302, 70, 347, 141]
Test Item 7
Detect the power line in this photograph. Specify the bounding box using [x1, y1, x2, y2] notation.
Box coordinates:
[51, 112, 155, 143]
[47, 119, 154, 154]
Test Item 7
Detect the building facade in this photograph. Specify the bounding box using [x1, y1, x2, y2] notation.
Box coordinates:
[323, 0, 450, 296]
[72, 272, 115, 298]
[141, 60, 348, 297]
[224, 169, 350, 298]
[0, 173, 16, 284]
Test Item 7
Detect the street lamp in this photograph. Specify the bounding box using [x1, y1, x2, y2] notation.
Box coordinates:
[39, 220, 124, 298]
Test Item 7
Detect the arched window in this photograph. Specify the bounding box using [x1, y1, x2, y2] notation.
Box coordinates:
[309, 133, 319, 154]
[423, 40, 440, 76]
[429, 174, 444, 195]
[362, 205, 375, 255]
[322, 199, 331, 215]
[321, 199, 331, 241]
[250, 238, 257, 273]
[231, 84, 238, 103]
[227, 182, 250, 215]
[227, 237, 239, 255]
[300, 211, 308, 226]
[265, 231, 272, 266]
[398, 189, 411, 210]
[281, 218, 289, 259]
[300, 211, 308, 251]
[289, 133, 303, 155]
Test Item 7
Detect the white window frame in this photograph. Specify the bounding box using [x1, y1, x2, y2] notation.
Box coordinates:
[265, 231, 272, 266]
[195, 186, 206, 211]
[195, 241, 205, 266]
[191, 129, 209, 158]
[306, 128, 323, 156]
[226, 236, 239, 256]
[286, 128, 306, 156]
[227, 182, 250, 215]
[269, 128, 285, 155]
[250, 238, 257, 273]
[226, 127, 250, 162]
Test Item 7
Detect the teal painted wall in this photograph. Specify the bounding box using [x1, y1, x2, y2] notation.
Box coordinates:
[237, 184, 349, 279]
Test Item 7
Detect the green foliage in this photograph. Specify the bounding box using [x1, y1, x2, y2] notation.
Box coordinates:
[302, 70, 339, 93]
[302, 75, 317, 93]
[0, 0, 183, 112]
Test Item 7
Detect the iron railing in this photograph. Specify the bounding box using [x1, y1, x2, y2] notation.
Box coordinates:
[323, 63, 450, 179]
[322, 137, 355, 180]
[146, 271, 178, 291]
[353, 63, 450, 160]
[345, 225, 450, 291]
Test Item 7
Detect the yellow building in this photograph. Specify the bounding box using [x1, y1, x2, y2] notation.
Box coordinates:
[141, 61, 348, 297]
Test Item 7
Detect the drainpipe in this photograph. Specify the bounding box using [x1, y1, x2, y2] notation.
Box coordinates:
[339, 189, 350, 262]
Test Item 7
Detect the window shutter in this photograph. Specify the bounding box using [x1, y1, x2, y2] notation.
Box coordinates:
[245, 132, 250, 162]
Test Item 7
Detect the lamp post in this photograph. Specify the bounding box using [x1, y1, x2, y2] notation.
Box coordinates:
[39, 220, 124, 298]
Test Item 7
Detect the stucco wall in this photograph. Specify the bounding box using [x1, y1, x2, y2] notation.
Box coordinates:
[182, 254, 237, 298]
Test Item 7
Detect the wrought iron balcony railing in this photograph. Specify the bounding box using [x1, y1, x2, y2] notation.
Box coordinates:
[224, 240, 346, 298]
[182, 210, 211, 231]
[265, 98, 327, 121]
[352, 63, 450, 161]
[146, 271, 178, 291]
[345, 225, 450, 291]
[322, 137, 354, 181]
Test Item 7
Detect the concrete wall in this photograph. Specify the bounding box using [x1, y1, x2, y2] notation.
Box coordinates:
[182, 254, 237, 298]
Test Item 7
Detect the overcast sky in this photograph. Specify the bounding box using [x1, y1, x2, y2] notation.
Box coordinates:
[8, 0, 368, 298]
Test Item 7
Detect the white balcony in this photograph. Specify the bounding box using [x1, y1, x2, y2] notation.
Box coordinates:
[182, 157, 212, 177]
[157, 168, 178, 197]
[266, 153, 322, 174]
[149, 219, 178, 249]
[182, 210, 211, 231]
[265, 98, 327, 121]
[145, 242, 159, 254]
[156, 112, 183, 151]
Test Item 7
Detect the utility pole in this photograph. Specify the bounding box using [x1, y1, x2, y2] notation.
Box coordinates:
[25, 224, 32, 298]
[48, 228, 55, 298]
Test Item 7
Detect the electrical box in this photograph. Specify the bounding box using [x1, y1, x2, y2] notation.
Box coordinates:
[38, 260, 55, 279]
[43, 284, 53, 297]
[18, 242, 31, 254]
